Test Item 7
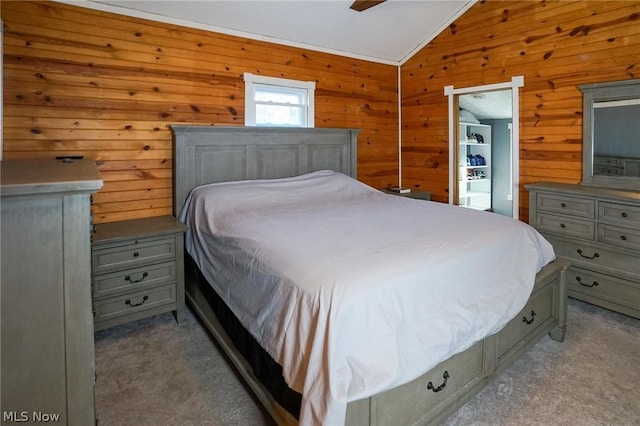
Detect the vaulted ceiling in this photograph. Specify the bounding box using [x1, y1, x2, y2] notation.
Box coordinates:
[71, 0, 476, 65]
[63, 0, 513, 118]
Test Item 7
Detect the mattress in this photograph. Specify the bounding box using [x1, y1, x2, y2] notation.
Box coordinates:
[179, 170, 556, 425]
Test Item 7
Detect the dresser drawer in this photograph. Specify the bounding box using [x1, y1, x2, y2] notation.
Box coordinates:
[92, 236, 176, 273]
[93, 261, 176, 298]
[598, 202, 640, 230]
[93, 283, 176, 323]
[536, 193, 595, 218]
[543, 235, 640, 280]
[593, 156, 621, 176]
[567, 267, 640, 311]
[371, 339, 489, 425]
[535, 213, 595, 240]
[594, 156, 620, 166]
[598, 224, 640, 251]
[497, 282, 555, 360]
[593, 166, 621, 176]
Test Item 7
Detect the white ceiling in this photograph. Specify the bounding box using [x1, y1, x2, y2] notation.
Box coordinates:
[459, 90, 513, 120]
[67, 0, 476, 65]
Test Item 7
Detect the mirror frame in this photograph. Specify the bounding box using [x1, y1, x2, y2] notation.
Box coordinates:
[580, 78, 640, 190]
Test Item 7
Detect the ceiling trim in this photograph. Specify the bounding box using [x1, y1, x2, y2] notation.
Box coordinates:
[53, 0, 401, 66]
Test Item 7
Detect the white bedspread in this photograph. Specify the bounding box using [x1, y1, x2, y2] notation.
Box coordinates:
[180, 170, 555, 426]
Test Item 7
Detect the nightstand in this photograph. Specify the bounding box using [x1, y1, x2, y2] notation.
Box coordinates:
[91, 215, 186, 332]
[385, 188, 432, 201]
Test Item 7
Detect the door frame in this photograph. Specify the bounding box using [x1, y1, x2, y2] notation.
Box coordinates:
[444, 76, 524, 219]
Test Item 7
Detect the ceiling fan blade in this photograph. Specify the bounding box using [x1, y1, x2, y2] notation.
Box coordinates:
[350, 0, 387, 12]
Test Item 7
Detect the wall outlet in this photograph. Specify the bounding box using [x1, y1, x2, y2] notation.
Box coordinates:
[507, 194, 513, 201]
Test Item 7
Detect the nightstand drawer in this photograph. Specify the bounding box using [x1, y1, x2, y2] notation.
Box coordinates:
[536, 193, 595, 218]
[535, 213, 594, 240]
[598, 202, 640, 230]
[92, 237, 176, 273]
[385, 189, 431, 201]
[93, 284, 176, 323]
[93, 261, 176, 298]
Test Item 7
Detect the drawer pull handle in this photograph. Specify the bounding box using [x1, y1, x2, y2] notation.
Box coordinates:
[125, 272, 149, 283]
[560, 223, 566, 228]
[427, 371, 450, 393]
[560, 202, 566, 208]
[576, 276, 599, 288]
[522, 310, 536, 325]
[620, 235, 627, 241]
[133, 252, 140, 258]
[125, 295, 149, 307]
[621, 212, 628, 218]
[577, 249, 599, 259]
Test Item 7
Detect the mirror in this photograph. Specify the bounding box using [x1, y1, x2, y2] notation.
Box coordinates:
[580, 78, 640, 190]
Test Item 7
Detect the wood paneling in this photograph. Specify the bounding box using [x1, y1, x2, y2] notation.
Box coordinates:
[6, 0, 638, 224]
[401, 0, 640, 222]
[2, 0, 399, 223]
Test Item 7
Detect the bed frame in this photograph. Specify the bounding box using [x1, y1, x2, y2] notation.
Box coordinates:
[172, 125, 569, 426]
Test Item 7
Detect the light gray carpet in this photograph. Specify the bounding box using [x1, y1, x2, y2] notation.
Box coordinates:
[95, 299, 640, 426]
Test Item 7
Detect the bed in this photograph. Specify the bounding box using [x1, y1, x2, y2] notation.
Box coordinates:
[172, 125, 569, 426]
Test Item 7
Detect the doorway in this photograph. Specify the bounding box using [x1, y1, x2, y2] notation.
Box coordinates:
[444, 76, 524, 219]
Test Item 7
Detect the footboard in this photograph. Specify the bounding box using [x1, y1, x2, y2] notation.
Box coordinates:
[345, 259, 569, 426]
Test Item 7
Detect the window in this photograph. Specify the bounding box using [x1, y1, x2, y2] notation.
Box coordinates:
[244, 72, 315, 127]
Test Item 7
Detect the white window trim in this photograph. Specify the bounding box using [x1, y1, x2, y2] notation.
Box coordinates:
[244, 72, 315, 127]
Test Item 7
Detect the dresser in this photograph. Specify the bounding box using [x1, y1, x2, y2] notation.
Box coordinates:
[92, 216, 186, 331]
[1, 159, 103, 424]
[526, 182, 640, 319]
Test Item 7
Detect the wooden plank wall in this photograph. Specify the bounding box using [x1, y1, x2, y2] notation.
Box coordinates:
[2, 1, 399, 224]
[401, 0, 640, 221]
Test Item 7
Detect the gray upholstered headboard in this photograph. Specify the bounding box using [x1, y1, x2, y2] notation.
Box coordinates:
[171, 126, 359, 216]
